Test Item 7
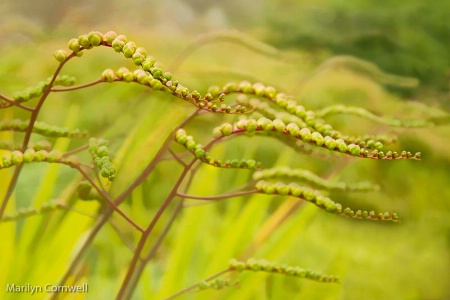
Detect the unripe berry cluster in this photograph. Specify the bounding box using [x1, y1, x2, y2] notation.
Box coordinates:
[255, 180, 399, 222]
[253, 167, 379, 192]
[198, 278, 240, 290]
[0, 201, 63, 223]
[77, 181, 102, 201]
[12, 75, 75, 103]
[88, 138, 116, 181]
[212, 118, 420, 160]
[0, 119, 88, 139]
[0, 149, 79, 169]
[229, 258, 339, 283]
[175, 129, 260, 169]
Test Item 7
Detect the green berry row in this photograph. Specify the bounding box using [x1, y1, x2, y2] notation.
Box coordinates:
[175, 129, 260, 169]
[212, 118, 421, 160]
[253, 167, 379, 192]
[198, 278, 240, 290]
[12, 75, 76, 103]
[0, 149, 79, 169]
[317, 105, 432, 128]
[63, 31, 251, 114]
[255, 180, 399, 222]
[0, 139, 53, 151]
[88, 138, 116, 181]
[77, 181, 102, 201]
[237, 96, 391, 149]
[229, 258, 339, 283]
[0, 201, 64, 223]
[0, 119, 88, 139]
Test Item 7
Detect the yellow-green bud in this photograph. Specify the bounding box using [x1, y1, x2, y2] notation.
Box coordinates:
[68, 38, 81, 52]
[78, 35, 91, 48]
[101, 69, 116, 82]
[53, 50, 67, 63]
[112, 39, 125, 52]
[150, 79, 163, 90]
[88, 31, 103, 47]
[104, 31, 117, 44]
[11, 151, 23, 165]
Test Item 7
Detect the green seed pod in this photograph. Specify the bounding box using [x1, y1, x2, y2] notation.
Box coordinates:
[324, 137, 336, 150]
[194, 148, 205, 159]
[1, 155, 11, 167]
[53, 49, 67, 63]
[272, 119, 286, 132]
[311, 132, 324, 146]
[252, 82, 265, 96]
[47, 150, 62, 162]
[262, 184, 275, 194]
[162, 72, 173, 81]
[151, 68, 163, 79]
[246, 159, 256, 169]
[185, 140, 196, 151]
[78, 35, 91, 48]
[23, 149, 35, 163]
[116, 67, 129, 78]
[219, 123, 233, 136]
[122, 42, 136, 58]
[96, 145, 109, 157]
[150, 79, 163, 90]
[122, 71, 134, 83]
[286, 123, 300, 137]
[132, 53, 145, 66]
[34, 150, 48, 162]
[244, 119, 257, 132]
[375, 141, 383, 150]
[11, 151, 23, 165]
[348, 144, 361, 156]
[264, 86, 277, 98]
[68, 38, 81, 52]
[101, 69, 116, 83]
[276, 183, 290, 196]
[103, 31, 117, 44]
[335, 139, 347, 153]
[88, 31, 103, 46]
[299, 128, 312, 142]
[112, 39, 125, 52]
[223, 82, 238, 92]
[207, 85, 221, 96]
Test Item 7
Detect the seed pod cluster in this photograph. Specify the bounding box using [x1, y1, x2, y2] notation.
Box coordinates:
[255, 181, 399, 222]
[229, 258, 339, 283]
[0, 119, 88, 139]
[212, 118, 420, 160]
[88, 138, 116, 181]
[198, 279, 240, 290]
[0, 201, 63, 223]
[253, 167, 379, 192]
[175, 129, 260, 169]
[0, 149, 78, 169]
[12, 75, 76, 103]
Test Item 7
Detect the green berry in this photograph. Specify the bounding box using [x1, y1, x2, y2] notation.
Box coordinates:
[150, 79, 163, 90]
[311, 132, 324, 146]
[273, 119, 286, 132]
[78, 35, 91, 48]
[112, 39, 125, 52]
[68, 38, 81, 52]
[220, 123, 233, 136]
[101, 69, 116, 82]
[244, 119, 257, 132]
[23, 149, 35, 163]
[88, 31, 103, 46]
[348, 144, 361, 156]
[324, 137, 336, 150]
[104, 31, 117, 44]
[53, 50, 67, 63]
[11, 151, 23, 165]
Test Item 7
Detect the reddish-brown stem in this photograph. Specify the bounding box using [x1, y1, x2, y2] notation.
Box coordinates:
[176, 189, 258, 201]
[116, 157, 197, 299]
[74, 165, 144, 232]
[0, 94, 34, 111]
[0, 53, 75, 219]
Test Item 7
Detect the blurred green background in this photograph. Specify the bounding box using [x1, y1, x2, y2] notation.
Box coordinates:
[0, 0, 449, 299]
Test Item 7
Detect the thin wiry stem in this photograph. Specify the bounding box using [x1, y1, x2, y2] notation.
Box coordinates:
[162, 268, 232, 300]
[0, 53, 75, 219]
[0, 94, 34, 111]
[177, 189, 258, 201]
